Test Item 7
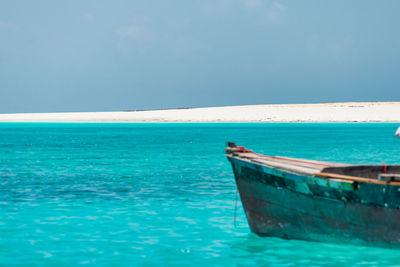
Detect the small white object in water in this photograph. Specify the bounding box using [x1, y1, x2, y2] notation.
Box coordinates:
[396, 126, 400, 138]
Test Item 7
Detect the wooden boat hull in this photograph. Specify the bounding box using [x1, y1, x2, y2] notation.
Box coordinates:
[228, 156, 400, 248]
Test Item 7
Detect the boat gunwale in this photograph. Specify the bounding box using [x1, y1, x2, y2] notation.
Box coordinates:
[227, 153, 400, 186]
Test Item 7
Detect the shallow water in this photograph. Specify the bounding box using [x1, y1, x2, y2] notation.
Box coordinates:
[1, 123, 400, 266]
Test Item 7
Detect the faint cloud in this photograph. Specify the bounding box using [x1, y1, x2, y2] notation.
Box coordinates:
[116, 16, 154, 42]
[116, 25, 154, 42]
[305, 34, 320, 52]
[84, 13, 95, 22]
[328, 36, 355, 56]
[0, 21, 17, 30]
[266, 2, 286, 23]
[240, 0, 287, 24]
[242, 0, 263, 8]
[305, 34, 356, 62]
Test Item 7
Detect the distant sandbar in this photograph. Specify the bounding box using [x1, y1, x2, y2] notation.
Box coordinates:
[0, 102, 399, 123]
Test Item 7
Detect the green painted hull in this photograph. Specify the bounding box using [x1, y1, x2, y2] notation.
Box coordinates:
[228, 156, 400, 248]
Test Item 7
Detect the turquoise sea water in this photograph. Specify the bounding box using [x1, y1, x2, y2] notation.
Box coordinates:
[1, 123, 400, 266]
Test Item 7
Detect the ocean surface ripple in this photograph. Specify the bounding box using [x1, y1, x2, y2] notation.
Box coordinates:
[1, 123, 400, 266]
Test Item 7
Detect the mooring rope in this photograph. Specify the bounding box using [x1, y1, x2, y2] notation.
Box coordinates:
[234, 186, 238, 228]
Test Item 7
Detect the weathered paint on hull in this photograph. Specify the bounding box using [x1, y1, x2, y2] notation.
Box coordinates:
[229, 157, 400, 248]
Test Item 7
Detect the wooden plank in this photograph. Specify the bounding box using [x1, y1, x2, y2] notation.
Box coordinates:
[250, 159, 322, 176]
[235, 152, 343, 171]
[231, 154, 321, 176]
[315, 172, 400, 186]
[277, 156, 350, 167]
[252, 157, 325, 172]
[237, 153, 326, 174]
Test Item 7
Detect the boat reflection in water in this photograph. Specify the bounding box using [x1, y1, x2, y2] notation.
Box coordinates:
[226, 142, 400, 248]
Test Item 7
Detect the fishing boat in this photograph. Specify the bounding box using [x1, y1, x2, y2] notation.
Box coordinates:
[226, 142, 400, 248]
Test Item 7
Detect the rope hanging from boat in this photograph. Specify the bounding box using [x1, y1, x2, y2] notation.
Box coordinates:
[234, 186, 238, 228]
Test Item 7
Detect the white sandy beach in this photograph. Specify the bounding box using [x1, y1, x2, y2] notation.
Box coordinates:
[0, 102, 399, 123]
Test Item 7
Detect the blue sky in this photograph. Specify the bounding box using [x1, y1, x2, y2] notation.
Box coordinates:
[1, 0, 400, 113]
